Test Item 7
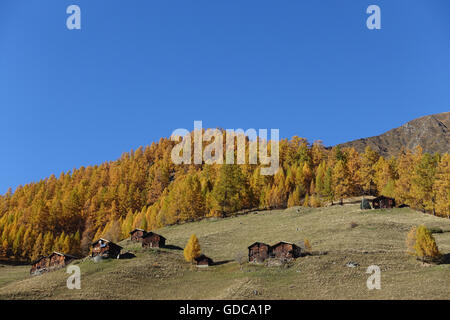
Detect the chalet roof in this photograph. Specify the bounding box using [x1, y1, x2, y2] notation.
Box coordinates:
[91, 238, 123, 249]
[194, 254, 212, 262]
[247, 242, 270, 249]
[142, 231, 166, 240]
[271, 241, 297, 248]
[372, 195, 395, 201]
[49, 251, 78, 259]
[129, 228, 146, 234]
[91, 238, 109, 245]
[31, 255, 48, 265]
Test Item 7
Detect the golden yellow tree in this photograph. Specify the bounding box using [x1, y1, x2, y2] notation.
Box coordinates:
[121, 210, 134, 239]
[179, 173, 206, 221]
[303, 193, 310, 207]
[405, 226, 417, 255]
[309, 194, 322, 207]
[394, 149, 414, 205]
[31, 233, 44, 261]
[301, 163, 313, 191]
[360, 146, 379, 195]
[42, 232, 54, 255]
[21, 227, 33, 258]
[345, 147, 362, 195]
[265, 169, 288, 209]
[210, 164, 247, 216]
[433, 154, 450, 218]
[413, 225, 440, 262]
[1, 239, 8, 257]
[410, 153, 438, 213]
[332, 160, 350, 203]
[184, 234, 201, 263]
[103, 219, 122, 243]
[311, 141, 326, 169]
[287, 187, 301, 207]
[374, 157, 390, 194]
[63, 234, 71, 254]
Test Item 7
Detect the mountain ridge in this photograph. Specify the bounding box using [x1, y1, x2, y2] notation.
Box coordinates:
[337, 111, 450, 157]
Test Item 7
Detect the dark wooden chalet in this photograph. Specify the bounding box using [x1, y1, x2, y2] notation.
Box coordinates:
[248, 242, 271, 263]
[47, 252, 77, 271]
[30, 252, 77, 275]
[141, 232, 166, 248]
[30, 256, 49, 275]
[372, 196, 396, 209]
[194, 254, 213, 267]
[271, 242, 302, 260]
[129, 228, 147, 242]
[91, 238, 123, 258]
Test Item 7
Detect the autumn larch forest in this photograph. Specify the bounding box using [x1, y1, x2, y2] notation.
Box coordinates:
[0, 132, 448, 262]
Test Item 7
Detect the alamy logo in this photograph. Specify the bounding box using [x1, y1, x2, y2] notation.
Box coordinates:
[170, 121, 279, 175]
[366, 265, 381, 290]
[366, 5, 381, 30]
[66, 5, 81, 30]
[66, 265, 81, 289]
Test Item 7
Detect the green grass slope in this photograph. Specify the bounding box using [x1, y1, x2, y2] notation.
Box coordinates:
[1, 204, 449, 300]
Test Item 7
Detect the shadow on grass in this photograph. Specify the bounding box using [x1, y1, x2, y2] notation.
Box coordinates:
[164, 244, 183, 251]
[212, 260, 233, 266]
[119, 252, 136, 259]
[439, 253, 450, 265]
[306, 251, 328, 257]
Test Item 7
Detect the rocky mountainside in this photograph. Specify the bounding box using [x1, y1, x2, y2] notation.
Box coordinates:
[338, 112, 449, 157]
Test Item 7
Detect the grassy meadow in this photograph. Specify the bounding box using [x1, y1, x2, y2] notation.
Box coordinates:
[0, 203, 449, 299]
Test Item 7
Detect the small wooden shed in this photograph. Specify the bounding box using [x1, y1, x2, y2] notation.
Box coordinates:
[91, 238, 123, 258]
[129, 228, 147, 242]
[372, 196, 396, 209]
[141, 232, 166, 248]
[271, 241, 302, 260]
[30, 256, 49, 275]
[47, 252, 77, 271]
[248, 242, 271, 263]
[194, 254, 213, 267]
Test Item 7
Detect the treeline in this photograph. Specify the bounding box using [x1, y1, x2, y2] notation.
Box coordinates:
[0, 134, 448, 262]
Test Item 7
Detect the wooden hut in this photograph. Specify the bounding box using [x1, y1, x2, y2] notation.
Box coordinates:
[271, 242, 302, 260]
[141, 232, 166, 248]
[194, 254, 213, 267]
[30, 256, 49, 275]
[248, 242, 271, 263]
[129, 228, 147, 242]
[372, 196, 396, 209]
[91, 238, 123, 258]
[47, 252, 77, 271]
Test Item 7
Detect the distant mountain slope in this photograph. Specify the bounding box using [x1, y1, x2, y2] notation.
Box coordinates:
[338, 112, 450, 157]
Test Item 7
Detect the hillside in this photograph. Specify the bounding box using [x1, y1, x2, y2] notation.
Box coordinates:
[1, 113, 449, 264]
[338, 112, 450, 157]
[1, 204, 449, 300]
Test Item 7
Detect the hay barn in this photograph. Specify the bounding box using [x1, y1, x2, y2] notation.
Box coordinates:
[271, 242, 302, 260]
[372, 196, 396, 209]
[91, 238, 123, 258]
[47, 252, 77, 271]
[141, 232, 166, 248]
[248, 242, 271, 263]
[30, 252, 77, 275]
[30, 256, 49, 275]
[194, 254, 213, 267]
[129, 228, 147, 242]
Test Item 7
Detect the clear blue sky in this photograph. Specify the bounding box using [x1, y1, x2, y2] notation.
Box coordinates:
[0, 0, 449, 193]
